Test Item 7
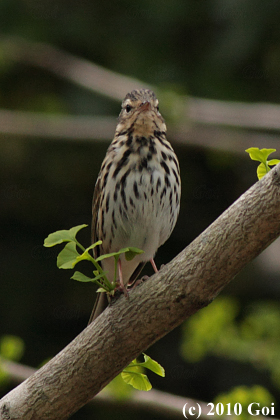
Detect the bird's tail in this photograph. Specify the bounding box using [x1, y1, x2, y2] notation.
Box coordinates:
[88, 292, 108, 325]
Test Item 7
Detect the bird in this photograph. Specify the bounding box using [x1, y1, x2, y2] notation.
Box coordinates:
[88, 88, 181, 324]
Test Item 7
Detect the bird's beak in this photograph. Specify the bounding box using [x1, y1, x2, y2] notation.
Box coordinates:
[140, 101, 152, 112]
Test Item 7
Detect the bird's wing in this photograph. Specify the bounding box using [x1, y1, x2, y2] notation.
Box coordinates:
[89, 175, 108, 324]
[88, 291, 108, 325]
[91, 176, 101, 258]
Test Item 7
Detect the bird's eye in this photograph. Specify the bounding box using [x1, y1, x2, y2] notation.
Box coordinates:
[125, 104, 132, 113]
[156, 105, 159, 112]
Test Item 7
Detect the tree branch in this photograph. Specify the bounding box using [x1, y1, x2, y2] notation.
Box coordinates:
[2, 109, 280, 155]
[2, 37, 280, 155]
[3, 37, 280, 132]
[1, 359, 278, 420]
[1, 164, 280, 419]
[0, 109, 116, 141]
[188, 97, 280, 131]
[0, 358, 231, 419]
[1, 37, 150, 103]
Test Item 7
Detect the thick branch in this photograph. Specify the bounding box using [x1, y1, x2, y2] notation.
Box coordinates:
[1, 165, 280, 420]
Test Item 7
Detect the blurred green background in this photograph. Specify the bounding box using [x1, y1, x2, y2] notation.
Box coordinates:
[1, 1, 280, 418]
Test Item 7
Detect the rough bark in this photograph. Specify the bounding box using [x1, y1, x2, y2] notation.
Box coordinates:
[1, 164, 280, 420]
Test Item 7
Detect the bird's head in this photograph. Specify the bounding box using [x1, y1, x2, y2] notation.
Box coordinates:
[117, 89, 166, 136]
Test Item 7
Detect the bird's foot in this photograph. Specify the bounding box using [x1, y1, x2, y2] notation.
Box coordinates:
[128, 274, 149, 291]
[114, 281, 129, 298]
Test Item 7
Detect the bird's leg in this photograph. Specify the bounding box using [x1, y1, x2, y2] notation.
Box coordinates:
[118, 258, 124, 288]
[117, 259, 128, 297]
[150, 258, 158, 273]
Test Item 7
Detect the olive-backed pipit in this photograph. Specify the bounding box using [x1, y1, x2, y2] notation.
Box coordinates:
[88, 89, 181, 323]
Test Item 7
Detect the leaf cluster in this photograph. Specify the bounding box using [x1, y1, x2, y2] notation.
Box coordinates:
[44, 224, 164, 391]
[44, 224, 143, 295]
[246, 148, 280, 179]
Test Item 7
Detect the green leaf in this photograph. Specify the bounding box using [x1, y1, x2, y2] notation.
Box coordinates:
[92, 272, 107, 282]
[125, 247, 144, 261]
[57, 242, 80, 269]
[95, 248, 128, 262]
[44, 224, 88, 247]
[88, 272, 111, 287]
[257, 162, 268, 180]
[72, 271, 114, 292]
[104, 374, 134, 399]
[268, 159, 280, 166]
[245, 148, 276, 164]
[96, 247, 144, 263]
[74, 241, 103, 265]
[74, 250, 92, 264]
[140, 354, 165, 377]
[246, 148, 280, 180]
[121, 355, 165, 391]
[84, 241, 103, 252]
[0, 335, 25, 362]
[71, 271, 94, 283]
[96, 287, 108, 293]
[121, 370, 152, 391]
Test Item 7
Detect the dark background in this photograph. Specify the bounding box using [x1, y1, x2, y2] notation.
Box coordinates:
[1, 1, 280, 418]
